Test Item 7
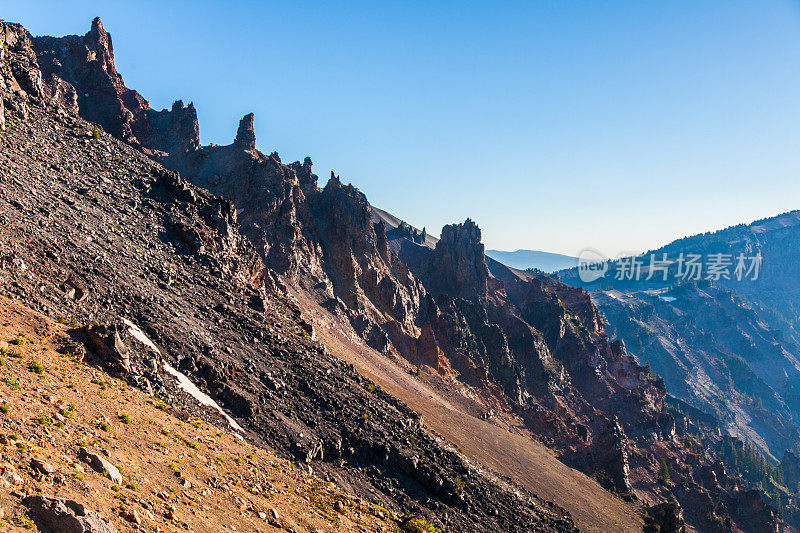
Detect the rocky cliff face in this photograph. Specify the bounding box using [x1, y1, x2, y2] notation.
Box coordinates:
[32, 18, 200, 153]
[0, 21, 44, 129]
[420, 219, 488, 299]
[391, 219, 782, 530]
[0, 21, 578, 532]
[596, 284, 800, 462]
[401, 222, 663, 476]
[19, 17, 783, 532]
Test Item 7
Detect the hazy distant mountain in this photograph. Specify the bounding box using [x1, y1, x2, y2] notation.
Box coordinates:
[595, 284, 800, 461]
[559, 210, 800, 461]
[485, 249, 578, 273]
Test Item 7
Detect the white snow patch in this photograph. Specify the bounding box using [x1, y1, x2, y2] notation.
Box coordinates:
[163, 362, 245, 434]
[659, 296, 677, 302]
[121, 319, 244, 435]
[122, 318, 161, 353]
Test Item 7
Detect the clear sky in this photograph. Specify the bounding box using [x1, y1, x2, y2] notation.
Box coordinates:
[6, 1, 800, 257]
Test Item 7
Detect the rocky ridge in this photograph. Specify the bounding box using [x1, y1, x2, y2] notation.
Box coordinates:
[0, 18, 576, 532]
[9, 16, 785, 532]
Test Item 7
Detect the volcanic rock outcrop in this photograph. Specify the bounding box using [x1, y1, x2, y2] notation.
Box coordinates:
[419, 219, 488, 299]
[24, 495, 118, 533]
[32, 18, 200, 153]
[21, 17, 784, 532]
[0, 21, 578, 532]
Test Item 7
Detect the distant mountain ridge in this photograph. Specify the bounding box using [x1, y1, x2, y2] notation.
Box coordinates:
[556, 209, 800, 521]
[559, 209, 800, 346]
[485, 249, 578, 273]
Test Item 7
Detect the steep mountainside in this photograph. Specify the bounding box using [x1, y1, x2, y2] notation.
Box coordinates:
[557, 212, 800, 523]
[0, 296, 392, 532]
[8, 16, 787, 532]
[655, 211, 800, 345]
[557, 212, 800, 458]
[0, 20, 577, 532]
[595, 284, 800, 462]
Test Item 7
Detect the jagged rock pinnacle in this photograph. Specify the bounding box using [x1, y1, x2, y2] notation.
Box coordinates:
[91, 16, 105, 34]
[234, 113, 256, 150]
[87, 17, 113, 60]
[327, 171, 342, 189]
[420, 218, 488, 299]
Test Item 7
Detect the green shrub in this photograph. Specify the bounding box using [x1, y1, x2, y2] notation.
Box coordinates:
[2, 378, 20, 390]
[658, 459, 670, 486]
[402, 518, 442, 533]
[34, 415, 52, 425]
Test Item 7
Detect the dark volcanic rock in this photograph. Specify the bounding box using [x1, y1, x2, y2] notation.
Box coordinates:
[33, 17, 145, 143]
[781, 451, 800, 489]
[645, 502, 686, 533]
[591, 418, 633, 494]
[32, 18, 200, 153]
[234, 112, 256, 150]
[145, 99, 200, 154]
[78, 448, 123, 485]
[0, 23, 576, 532]
[419, 219, 488, 299]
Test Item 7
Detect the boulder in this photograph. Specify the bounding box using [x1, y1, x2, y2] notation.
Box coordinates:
[78, 448, 122, 484]
[30, 458, 57, 475]
[0, 463, 22, 487]
[23, 495, 117, 533]
[645, 502, 685, 533]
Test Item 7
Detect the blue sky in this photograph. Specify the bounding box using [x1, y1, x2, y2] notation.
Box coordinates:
[6, 1, 800, 256]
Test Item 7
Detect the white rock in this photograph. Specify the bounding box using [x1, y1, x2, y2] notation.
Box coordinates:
[0, 463, 23, 487]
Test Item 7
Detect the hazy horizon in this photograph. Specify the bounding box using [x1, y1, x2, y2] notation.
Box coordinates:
[8, 0, 800, 256]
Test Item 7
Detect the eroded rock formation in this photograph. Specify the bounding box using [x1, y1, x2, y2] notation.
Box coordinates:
[18, 17, 784, 532]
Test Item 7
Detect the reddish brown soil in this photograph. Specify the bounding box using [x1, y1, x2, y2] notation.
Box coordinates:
[294, 289, 644, 533]
[0, 296, 392, 532]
